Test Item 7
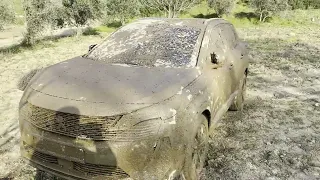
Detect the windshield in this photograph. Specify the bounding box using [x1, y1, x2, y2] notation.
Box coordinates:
[86, 19, 202, 68]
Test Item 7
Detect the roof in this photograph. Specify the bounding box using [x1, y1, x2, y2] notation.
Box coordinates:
[134, 17, 207, 29]
[134, 17, 229, 29]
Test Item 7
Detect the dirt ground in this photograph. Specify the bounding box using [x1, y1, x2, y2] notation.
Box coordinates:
[0, 25, 319, 179]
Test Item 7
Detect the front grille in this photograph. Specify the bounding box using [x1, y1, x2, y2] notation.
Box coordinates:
[32, 150, 59, 164]
[27, 148, 129, 178]
[21, 103, 161, 141]
[21, 103, 123, 140]
[74, 162, 129, 178]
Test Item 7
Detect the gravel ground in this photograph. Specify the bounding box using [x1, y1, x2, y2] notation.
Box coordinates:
[0, 25, 319, 179]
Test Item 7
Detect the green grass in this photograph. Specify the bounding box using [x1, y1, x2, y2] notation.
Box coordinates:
[180, 1, 215, 18]
[94, 26, 117, 33]
[13, 0, 24, 15]
[180, 2, 320, 28]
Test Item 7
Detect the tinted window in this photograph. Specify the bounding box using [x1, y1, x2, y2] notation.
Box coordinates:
[86, 21, 202, 68]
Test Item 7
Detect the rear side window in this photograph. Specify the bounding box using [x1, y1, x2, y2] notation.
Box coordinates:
[219, 24, 237, 49]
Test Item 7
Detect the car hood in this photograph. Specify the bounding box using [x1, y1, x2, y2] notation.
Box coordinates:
[26, 57, 200, 116]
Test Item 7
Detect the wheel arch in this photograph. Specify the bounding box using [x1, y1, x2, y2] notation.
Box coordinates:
[201, 109, 211, 128]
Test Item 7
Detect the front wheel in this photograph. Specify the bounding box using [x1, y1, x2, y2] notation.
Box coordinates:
[181, 115, 209, 180]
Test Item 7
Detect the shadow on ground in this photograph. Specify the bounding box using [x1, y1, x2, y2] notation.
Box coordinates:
[234, 12, 260, 22]
[192, 13, 219, 19]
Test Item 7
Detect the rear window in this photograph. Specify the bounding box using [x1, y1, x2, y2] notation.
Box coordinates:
[86, 20, 202, 68]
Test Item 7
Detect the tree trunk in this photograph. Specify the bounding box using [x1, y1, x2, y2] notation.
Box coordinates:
[168, 7, 174, 18]
[259, 12, 263, 22]
[262, 15, 268, 22]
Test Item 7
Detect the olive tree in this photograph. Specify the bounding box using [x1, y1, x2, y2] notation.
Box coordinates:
[62, 0, 102, 26]
[288, 0, 305, 9]
[23, 0, 55, 45]
[0, 1, 15, 30]
[208, 0, 235, 17]
[249, 0, 289, 22]
[139, 0, 200, 18]
[103, 0, 140, 25]
[23, 0, 102, 45]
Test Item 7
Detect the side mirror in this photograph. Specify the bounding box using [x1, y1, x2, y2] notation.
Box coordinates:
[210, 53, 218, 64]
[88, 44, 97, 52]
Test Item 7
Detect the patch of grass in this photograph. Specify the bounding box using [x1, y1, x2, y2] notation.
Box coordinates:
[0, 38, 59, 55]
[13, 0, 24, 16]
[180, 2, 320, 28]
[82, 27, 100, 36]
[94, 26, 116, 33]
[180, 1, 215, 18]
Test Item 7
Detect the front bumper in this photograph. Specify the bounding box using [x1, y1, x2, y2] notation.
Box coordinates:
[20, 119, 177, 180]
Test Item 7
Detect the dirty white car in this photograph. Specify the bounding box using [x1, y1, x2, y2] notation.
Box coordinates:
[19, 18, 249, 180]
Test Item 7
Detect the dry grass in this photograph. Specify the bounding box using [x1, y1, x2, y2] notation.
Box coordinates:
[205, 26, 320, 179]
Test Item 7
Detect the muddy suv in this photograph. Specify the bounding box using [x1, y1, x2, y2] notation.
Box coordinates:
[19, 18, 249, 180]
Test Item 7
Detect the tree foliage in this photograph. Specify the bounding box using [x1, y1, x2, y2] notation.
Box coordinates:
[23, 0, 56, 45]
[139, 0, 200, 18]
[103, 0, 141, 25]
[208, 0, 235, 17]
[288, 0, 305, 10]
[303, 0, 320, 9]
[249, 0, 289, 22]
[62, 0, 102, 26]
[0, 1, 15, 30]
[23, 0, 102, 45]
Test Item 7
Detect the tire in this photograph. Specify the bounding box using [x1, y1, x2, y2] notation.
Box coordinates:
[181, 115, 209, 180]
[229, 75, 247, 111]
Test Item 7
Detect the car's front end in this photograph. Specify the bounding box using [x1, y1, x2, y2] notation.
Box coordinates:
[19, 97, 182, 179]
[18, 57, 201, 179]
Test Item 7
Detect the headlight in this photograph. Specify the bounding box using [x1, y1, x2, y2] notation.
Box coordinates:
[112, 118, 163, 142]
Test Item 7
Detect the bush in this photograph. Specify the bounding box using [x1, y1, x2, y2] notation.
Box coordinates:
[306, 0, 320, 9]
[249, 0, 289, 22]
[288, 0, 306, 10]
[208, 0, 235, 17]
[23, 0, 55, 45]
[23, 0, 102, 45]
[0, 1, 15, 30]
[103, 0, 140, 25]
[139, 0, 200, 18]
[62, 0, 102, 26]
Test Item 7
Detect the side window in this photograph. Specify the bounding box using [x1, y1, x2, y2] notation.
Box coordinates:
[219, 24, 236, 49]
[210, 26, 227, 64]
[201, 24, 233, 67]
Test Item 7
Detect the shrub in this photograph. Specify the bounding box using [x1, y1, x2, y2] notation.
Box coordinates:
[139, 0, 200, 18]
[62, 0, 102, 26]
[288, 0, 305, 10]
[103, 0, 140, 25]
[208, 0, 235, 17]
[0, 1, 15, 30]
[23, 0, 102, 45]
[23, 0, 55, 45]
[249, 0, 289, 22]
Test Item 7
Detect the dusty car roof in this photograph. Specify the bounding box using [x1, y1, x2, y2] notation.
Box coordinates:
[135, 17, 207, 28]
